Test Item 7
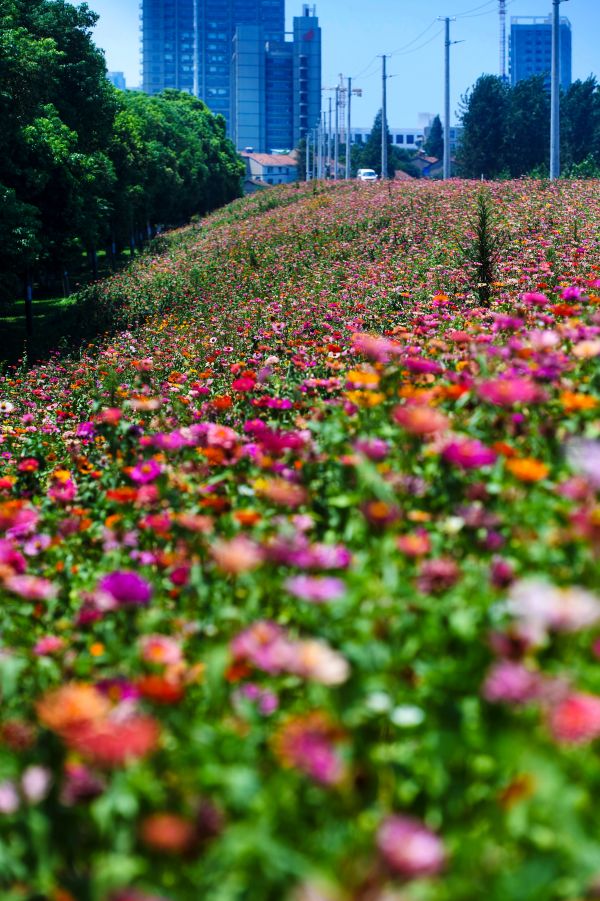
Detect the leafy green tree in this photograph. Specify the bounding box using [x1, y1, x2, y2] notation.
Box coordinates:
[424, 115, 444, 159]
[457, 75, 510, 178]
[561, 77, 600, 168]
[357, 110, 395, 178]
[505, 76, 550, 177]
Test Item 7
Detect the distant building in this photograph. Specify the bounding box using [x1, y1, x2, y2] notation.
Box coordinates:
[240, 151, 299, 185]
[349, 124, 462, 157]
[230, 5, 321, 153]
[509, 16, 572, 89]
[141, 0, 196, 95]
[107, 71, 127, 90]
[292, 6, 321, 149]
[141, 0, 317, 148]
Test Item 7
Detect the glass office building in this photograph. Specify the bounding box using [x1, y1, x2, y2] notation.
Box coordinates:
[141, 0, 196, 95]
[509, 16, 572, 90]
[142, 0, 285, 129]
[142, 1, 320, 149]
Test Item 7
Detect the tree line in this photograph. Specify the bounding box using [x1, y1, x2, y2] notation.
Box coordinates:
[0, 0, 244, 305]
[458, 74, 600, 179]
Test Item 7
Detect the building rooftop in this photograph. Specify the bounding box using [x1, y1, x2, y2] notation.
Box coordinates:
[241, 152, 298, 166]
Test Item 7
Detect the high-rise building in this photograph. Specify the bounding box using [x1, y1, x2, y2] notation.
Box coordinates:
[107, 71, 127, 90]
[142, 1, 319, 150]
[292, 5, 321, 149]
[509, 16, 572, 90]
[141, 0, 196, 95]
[231, 25, 267, 151]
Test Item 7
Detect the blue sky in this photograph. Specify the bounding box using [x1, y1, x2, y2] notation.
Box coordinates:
[85, 0, 599, 127]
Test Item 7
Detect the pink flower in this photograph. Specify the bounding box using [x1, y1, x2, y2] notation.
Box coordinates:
[393, 404, 449, 436]
[47, 479, 77, 504]
[0, 780, 20, 814]
[482, 661, 542, 705]
[285, 575, 346, 603]
[507, 578, 600, 633]
[377, 815, 445, 878]
[21, 765, 52, 803]
[4, 574, 57, 601]
[211, 536, 263, 574]
[417, 558, 460, 594]
[34, 636, 64, 656]
[139, 634, 183, 666]
[231, 621, 294, 674]
[289, 640, 350, 685]
[232, 377, 256, 392]
[477, 378, 541, 407]
[548, 693, 600, 744]
[351, 332, 403, 362]
[0, 539, 26, 573]
[442, 438, 496, 470]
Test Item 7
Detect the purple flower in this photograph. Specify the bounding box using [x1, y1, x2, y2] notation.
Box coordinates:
[98, 570, 152, 607]
[284, 575, 346, 604]
[377, 815, 445, 878]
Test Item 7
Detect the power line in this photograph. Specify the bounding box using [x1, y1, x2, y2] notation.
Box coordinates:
[390, 28, 445, 58]
[388, 19, 439, 55]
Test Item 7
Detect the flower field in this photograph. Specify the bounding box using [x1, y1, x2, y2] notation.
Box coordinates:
[2, 178, 600, 901]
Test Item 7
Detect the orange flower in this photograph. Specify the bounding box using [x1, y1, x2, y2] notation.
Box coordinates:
[506, 458, 549, 482]
[233, 509, 262, 526]
[37, 684, 110, 733]
[140, 813, 196, 854]
[137, 674, 185, 704]
[560, 391, 598, 413]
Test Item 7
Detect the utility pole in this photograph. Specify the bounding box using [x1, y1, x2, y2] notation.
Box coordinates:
[305, 131, 311, 182]
[346, 77, 352, 179]
[550, 0, 569, 180]
[328, 96, 332, 178]
[381, 55, 388, 179]
[334, 86, 340, 180]
[438, 17, 456, 180]
[499, 0, 507, 82]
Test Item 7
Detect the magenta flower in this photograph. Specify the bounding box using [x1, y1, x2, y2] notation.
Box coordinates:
[442, 438, 496, 470]
[98, 570, 152, 606]
[377, 815, 445, 879]
[130, 459, 162, 484]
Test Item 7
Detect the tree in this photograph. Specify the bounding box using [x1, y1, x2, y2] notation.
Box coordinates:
[457, 75, 510, 179]
[357, 110, 396, 179]
[424, 115, 444, 159]
[505, 76, 550, 177]
[561, 77, 600, 168]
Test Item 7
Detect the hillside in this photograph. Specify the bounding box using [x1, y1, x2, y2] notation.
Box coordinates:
[1, 180, 600, 901]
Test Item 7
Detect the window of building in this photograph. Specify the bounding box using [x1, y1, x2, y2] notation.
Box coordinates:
[407, 135, 414, 144]
[396, 135, 404, 144]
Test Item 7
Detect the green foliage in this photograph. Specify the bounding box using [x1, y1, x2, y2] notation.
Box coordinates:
[0, 0, 244, 302]
[461, 189, 504, 305]
[457, 75, 511, 179]
[459, 74, 600, 180]
[424, 114, 444, 159]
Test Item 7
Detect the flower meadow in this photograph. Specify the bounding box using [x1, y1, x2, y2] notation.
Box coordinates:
[1, 179, 600, 901]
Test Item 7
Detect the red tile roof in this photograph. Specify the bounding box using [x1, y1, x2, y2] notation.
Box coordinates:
[241, 153, 298, 167]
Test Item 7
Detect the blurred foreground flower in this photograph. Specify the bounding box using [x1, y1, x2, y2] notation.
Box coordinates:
[377, 815, 445, 879]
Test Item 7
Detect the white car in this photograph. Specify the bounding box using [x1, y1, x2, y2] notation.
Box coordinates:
[356, 168, 378, 182]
